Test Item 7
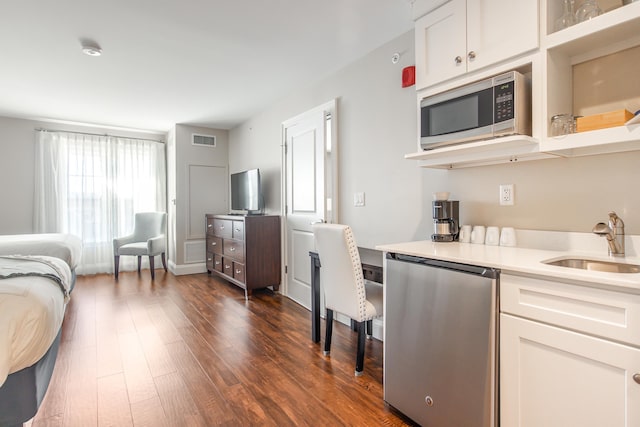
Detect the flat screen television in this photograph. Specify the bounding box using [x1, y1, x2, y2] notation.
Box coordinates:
[230, 168, 263, 213]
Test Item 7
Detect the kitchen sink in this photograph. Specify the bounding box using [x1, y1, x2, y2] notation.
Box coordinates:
[542, 257, 640, 274]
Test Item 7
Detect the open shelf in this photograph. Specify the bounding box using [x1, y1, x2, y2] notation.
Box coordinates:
[545, 2, 640, 63]
[406, 136, 554, 169]
[540, 123, 640, 157]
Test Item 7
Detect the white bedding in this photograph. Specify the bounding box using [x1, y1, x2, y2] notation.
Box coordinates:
[0, 233, 82, 270]
[0, 256, 71, 387]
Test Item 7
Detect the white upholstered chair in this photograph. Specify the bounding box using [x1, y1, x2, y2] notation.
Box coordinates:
[113, 212, 167, 280]
[312, 223, 383, 376]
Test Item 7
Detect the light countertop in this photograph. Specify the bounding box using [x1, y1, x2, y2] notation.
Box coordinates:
[376, 232, 640, 292]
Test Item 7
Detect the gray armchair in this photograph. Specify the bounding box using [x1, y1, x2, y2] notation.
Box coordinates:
[113, 212, 167, 280]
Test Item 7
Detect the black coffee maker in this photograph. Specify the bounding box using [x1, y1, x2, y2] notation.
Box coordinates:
[431, 200, 459, 242]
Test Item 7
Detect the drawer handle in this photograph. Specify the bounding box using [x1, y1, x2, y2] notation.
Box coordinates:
[207, 257, 212, 261]
[235, 228, 241, 232]
[215, 261, 220, 265]
[467, 50, 476, 60]
[207, 223, 212, 228]
[454, 55, 462, 64]
[219, 225, 225, 230]
[235, 269, 241, 274]
[229, 247, 236, 252]
[211, 242, 217, 246]
[634, 373, 640, 385]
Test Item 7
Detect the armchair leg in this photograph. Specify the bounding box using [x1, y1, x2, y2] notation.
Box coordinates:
[137, 256, 142, 274]
[323, 309, 334, 356]
[356, 321, 366, 376]
[114, 255, 120, 279]
[366, 319, 373, 339]
[149, 256, 155, 280]
[161, 252, 167, 271]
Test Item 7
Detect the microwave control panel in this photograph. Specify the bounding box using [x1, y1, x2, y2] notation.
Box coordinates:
[494, 81, 515, 123]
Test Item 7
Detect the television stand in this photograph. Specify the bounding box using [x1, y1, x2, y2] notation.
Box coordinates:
[205, 214, 281, 298]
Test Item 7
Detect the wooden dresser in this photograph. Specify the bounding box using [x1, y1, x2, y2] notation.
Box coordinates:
[205, 214, 281, 298]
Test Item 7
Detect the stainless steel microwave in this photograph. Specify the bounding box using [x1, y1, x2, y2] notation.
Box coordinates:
[420, 71, 531, 150]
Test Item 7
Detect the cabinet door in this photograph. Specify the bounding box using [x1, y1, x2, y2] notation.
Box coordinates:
[415, 0, 467, 89]
[500, 314, 640, 427]
[466, 0, 538, 73]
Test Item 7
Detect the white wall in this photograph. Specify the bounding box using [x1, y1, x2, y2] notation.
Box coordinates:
[171, 124, 229, 270]
[229, 29, 640, 251]
[229, 31, 422, 246]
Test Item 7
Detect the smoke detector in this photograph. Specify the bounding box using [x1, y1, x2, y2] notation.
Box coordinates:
[82, 43, 102, 57]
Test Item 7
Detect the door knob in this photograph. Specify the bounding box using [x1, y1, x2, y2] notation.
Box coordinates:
[634, 373, 640, 384]
[454, 56, 462, 64]
[468, 51, 476, 60]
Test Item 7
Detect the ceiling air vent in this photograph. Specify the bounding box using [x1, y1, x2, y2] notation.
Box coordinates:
[192, 134, 216, 147]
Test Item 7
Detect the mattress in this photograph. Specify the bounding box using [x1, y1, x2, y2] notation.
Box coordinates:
[0, 255, 71, 387]
[0, 233, 82, 270]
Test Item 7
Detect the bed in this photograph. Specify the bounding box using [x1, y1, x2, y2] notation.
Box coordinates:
[0, 233, 82, 291]
[0, 255, 73, 426]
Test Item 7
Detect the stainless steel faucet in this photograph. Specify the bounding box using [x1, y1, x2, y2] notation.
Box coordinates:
[592, 211, 625, 256]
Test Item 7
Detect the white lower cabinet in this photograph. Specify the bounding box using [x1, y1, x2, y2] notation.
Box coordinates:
[500, 313, 640, 427]
[500, 274, 640, 427]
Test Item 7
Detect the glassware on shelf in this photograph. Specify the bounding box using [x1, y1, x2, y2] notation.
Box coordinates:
[575, 0, 602, 23]
[551, 114, 576, 136]
[555, 0, 576, 31]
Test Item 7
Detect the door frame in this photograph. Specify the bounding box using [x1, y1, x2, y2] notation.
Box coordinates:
[280, 99, 338, 299]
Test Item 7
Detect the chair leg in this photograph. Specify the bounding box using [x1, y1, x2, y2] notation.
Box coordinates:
[161, 252, 167, 271]
[323, 309, 334, 356]
[137, 256, 142, 274]
[366, 319, 373, 339]
[114, 255, 120, 279]
[355, 321, 366, 376]
[149, 256, 155, 280]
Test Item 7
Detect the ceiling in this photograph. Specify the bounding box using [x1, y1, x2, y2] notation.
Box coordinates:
[0, 0, 413, 133]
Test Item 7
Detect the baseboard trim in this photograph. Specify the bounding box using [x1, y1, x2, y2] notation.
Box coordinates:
[169, 261, 207, 276]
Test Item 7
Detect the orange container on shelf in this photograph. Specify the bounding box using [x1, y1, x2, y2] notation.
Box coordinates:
[575, 109, 635, 132]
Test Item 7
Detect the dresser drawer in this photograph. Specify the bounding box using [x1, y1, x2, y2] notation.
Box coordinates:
[214, 254, 223, 272]
[232, 220, 244, 240]
[501, 274, 640, 347]
[206, 216, 215, 234]
[224, 239, 245, 263]
[233, 262, 245, 283]
[206, 236, 222, 255]
[206, 252, 214, 271]
[213, 219, 233, 238]
[223, 258, 233, 276]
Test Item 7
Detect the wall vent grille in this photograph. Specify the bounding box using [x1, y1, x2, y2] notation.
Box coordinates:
[192, 134, 216, 147]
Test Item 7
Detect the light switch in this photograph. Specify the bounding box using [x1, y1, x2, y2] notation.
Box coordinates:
[354, 192, 365, 207]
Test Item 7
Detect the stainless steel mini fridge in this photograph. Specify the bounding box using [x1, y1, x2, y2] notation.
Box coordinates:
[384, 253, 499, 427]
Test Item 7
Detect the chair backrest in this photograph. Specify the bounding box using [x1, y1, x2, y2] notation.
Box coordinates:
[132, 212, 167, 241]
[312, 223, 367, 322]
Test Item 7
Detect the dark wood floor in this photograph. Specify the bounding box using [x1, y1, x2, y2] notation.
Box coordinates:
[31, 270, 414, 426]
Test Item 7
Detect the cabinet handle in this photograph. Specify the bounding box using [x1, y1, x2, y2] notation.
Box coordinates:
[230, 247, 236, 252]
[467, 51, 476, 60]
[634, 373, 640, 385]
[219, 225, 225, 230]
[454, 55, 462, 64]
[235, 269, 241, 274]
[207, 257, 212, 261]
[425, 396, 434, 407]
[207, 223, 212, 228]
[235, 228, 241, 232]
[215, 261, 220, 265]
[211, 241, 216, 246]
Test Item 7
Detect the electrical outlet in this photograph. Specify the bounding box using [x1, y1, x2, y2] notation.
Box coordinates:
[500, 184, 514, 206]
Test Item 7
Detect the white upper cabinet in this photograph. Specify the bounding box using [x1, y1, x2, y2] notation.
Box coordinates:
[415, 0, 539, 90]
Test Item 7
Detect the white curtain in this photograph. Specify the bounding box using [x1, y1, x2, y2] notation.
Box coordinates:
[34, 130, 166, 275]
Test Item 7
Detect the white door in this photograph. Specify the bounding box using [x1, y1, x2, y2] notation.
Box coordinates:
[500, 313, 640, 427]
[282, 100, 337, 308]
